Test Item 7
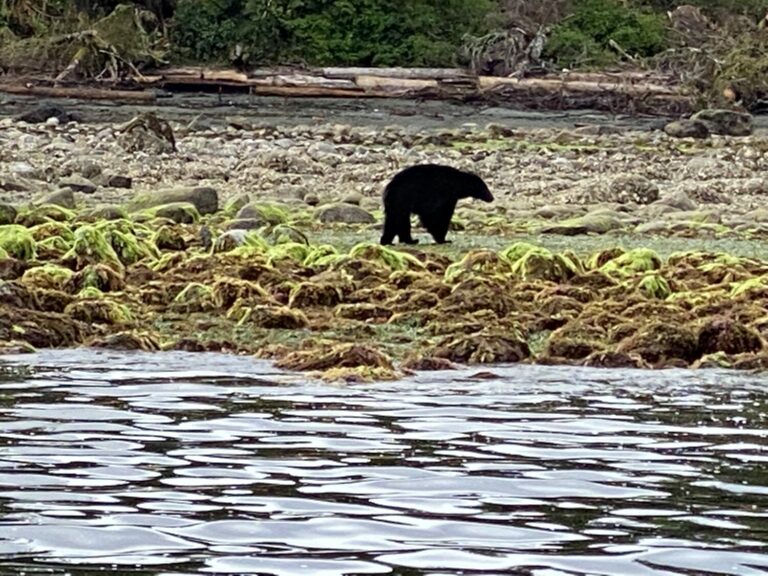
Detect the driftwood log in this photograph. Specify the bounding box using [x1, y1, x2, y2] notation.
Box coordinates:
[0, 82, 156, 102]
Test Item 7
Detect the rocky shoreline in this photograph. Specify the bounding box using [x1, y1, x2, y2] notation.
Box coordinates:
[2, 105, 768, 379]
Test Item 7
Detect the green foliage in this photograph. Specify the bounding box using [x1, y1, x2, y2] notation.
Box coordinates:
[171, 0, 494, 65]
[545, 0, 668, 68]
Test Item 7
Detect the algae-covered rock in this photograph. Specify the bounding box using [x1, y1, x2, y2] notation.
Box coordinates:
[153, 225, 187, 251]
[66, 263, 126, 293]
[128, 186, 219, 215]
[148, 202, 201, 224]
[348, 242, 424, 272]
[0, 306, 89, 348]
[697, 316, 763, 355]
[0, 257, 28, 280]
[0, 203, 17, 225]
[606, 174, 659, 205]
[212, 278, 271, 310]
[600, 248, 662, 277]
[20, 264, 74, 291]
[664, 119, 710, 139]
[63, 224, 123, 270]
[65, 298, 133, 325]
[239, 305, 309, 329]
[88, 331, 161, 351]
[636, 273, 672, 299]
[541, 212, 624, 235]
[0, 225, 37, 260]
[690, 109, 753, 136]
[502, 243, 580, 282]
[38, 189, 76, 209]
[79, 204, 128, 222]
[171, 282, 216, 313]
[315, 203, 376, 224]
[17, 203, 76, 227]
[335, 303, 393, 322]
[582, 350, 650, 369]
[616, 321, 700, 365]
[432, 329, 530, 364]
[444, 249, 513, 283]
[289, 282, 344, 308]
[275, 342, 393, 371]
[236, 202, 290, 226]
[401, 356, 458, 371]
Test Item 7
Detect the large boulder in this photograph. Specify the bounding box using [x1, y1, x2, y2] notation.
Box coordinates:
[128, 186, 219, 215]
[664, 119, 710, 139]
[314, 203, 375, 224]
[690, 109, 753, 136]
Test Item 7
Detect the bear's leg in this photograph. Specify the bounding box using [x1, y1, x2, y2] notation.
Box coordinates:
[420, 204, 455, 244]
[380, 210, 397, 245]
[382, 209, 418, 245]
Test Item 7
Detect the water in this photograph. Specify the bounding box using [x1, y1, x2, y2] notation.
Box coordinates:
[0, 350, 767, 575]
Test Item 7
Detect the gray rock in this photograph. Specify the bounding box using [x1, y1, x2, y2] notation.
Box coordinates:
[79, 204, 128, 222]
[655, 190, 697, 211]
[8, 161, 39, 178]
[540, 211, 625, 235]
[39, 188, 75, 209]
[0, 175, 33, 192]
[342, 193, 363, 206]
[15, 104, 79, 124]
[607, 174, 659, 204]
[153, 202, 200, 224]
[690, 109, 753, 136]
[0, 202, 17, 225]
[103, 174, 132, 189]
[664, 119, 710, 139]
[235, 203, 288, 226]
[213, 229, 249, 253]
[225, 218, 267, 231]
[304, 193, 320, 206]
[60, 175, 97, 194]
[314, 203, 376, 224]
[535, 204, 586, 220]
[129, 186, 219, 215]
[223, 194, 250, 216]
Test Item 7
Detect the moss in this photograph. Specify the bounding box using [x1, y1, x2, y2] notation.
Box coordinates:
[248, 203, 291, 225]
[0, 225, 37, 260]
[507, 245, 580, 283]
[20, 264, 74, 291]
[29, 221, 75, 243]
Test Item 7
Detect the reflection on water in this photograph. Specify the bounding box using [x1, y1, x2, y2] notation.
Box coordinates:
[0, 349, 767, 575]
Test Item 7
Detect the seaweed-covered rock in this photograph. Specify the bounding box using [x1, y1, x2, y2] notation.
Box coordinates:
[20, 264, 74, 291]
[88, 331, 161, 351]
[664, 119, 710, 139]
[697, 316, 763, 355]
[315, 203, 375, 224]
[0, 203, 17, 225]
[432, 329, 530, 364]
[401, 356, 458, 371]
[65, 298, 132, 325]
[128, 186, 219, 215]
[289, 282, 344, 308]
[690, 109, 753, 136]
[335, 303, 393, 322]
[0, 225, 36, 260]
[276, 342, 393, 371]
[242, 305, 309, 329]
[616, 321, 700, 365]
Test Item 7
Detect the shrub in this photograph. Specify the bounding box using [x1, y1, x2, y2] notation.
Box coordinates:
[545, 0, 668, 68]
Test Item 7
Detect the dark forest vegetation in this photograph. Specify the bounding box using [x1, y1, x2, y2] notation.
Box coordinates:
[2, 0, 768, 108]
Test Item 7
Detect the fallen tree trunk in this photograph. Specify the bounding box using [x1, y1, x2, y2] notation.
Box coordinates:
[0, 82, 156, 102]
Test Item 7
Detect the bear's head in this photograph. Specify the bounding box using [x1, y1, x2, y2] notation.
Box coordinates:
[464, 172, 494, 203]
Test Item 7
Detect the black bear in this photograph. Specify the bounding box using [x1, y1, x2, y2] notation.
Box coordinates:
[380, 164, 494, 245]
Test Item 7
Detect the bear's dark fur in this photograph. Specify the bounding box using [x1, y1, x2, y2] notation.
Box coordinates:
[380, 164, 493, 245]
